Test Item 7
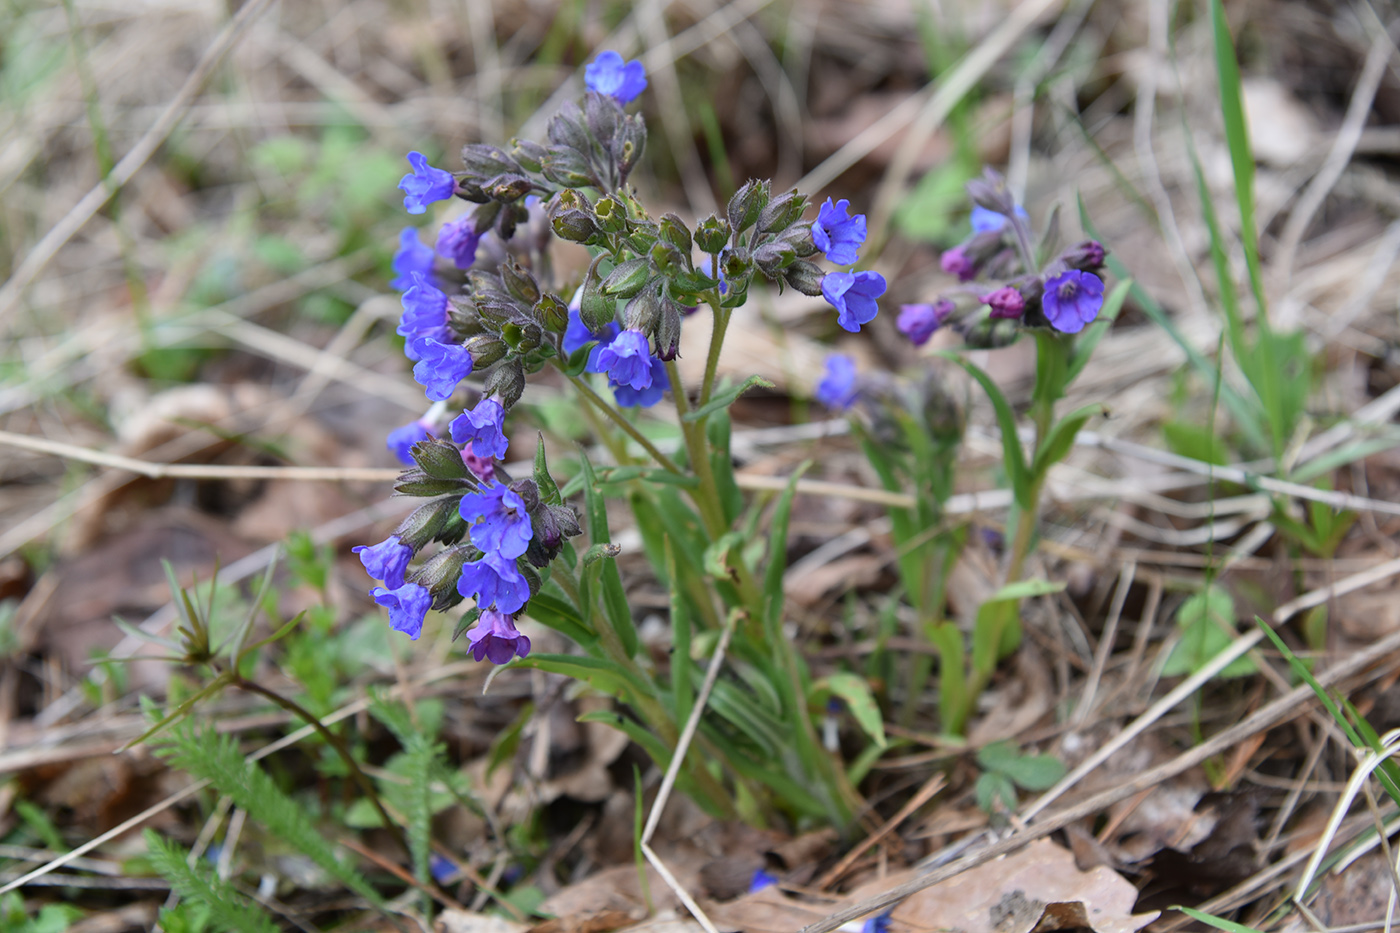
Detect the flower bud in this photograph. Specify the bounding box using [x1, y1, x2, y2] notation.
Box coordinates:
[594, 195, 628, 234]
[614, 115, 646, 181]
[695, 214, 731, 254]
[395, 469, 470, 498]
[485, 359, 526, 408]
[524, 503, 581, 568]
[981, 285, 1025, 319]
[509, 138, 548, 173]
[508, 478, 540, 513]
[552, 208, 598, 243]
[1060, 240, 1107, 273]
[485, 173, 533, 203]
[461, 144, 521, 179]
[658, 213, 692, 254]
[535, 293, 570, 333]
[547, 101, 591, 153]
[965, 167, 1016, 217]
[601, 258, 650, 298]
[753, 240, 796, 279]
[542, 147, 598, 189]
[412, 545, 469, 611]
[727, 179, 771, 237]
[758, 189, 807, 235]
[579, 256, 615, 331]
[778, 222, 818, 258]
[622, 278, 666, 335]
[395, 497, 460, 551]
[654, 295, 682, 361]
[961, 316, 1022, 349]
[501, 320, 543, 353]
[410, 435, 474, 481]
[495, 201, 530, 241]
[649, 240, 688, 277]
[584, 91, 622, 151]
[501, 260, 541, 305]
[782, 259, 824, 297]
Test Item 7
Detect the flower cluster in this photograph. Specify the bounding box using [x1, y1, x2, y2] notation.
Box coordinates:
[360, 50, 897, 661]
[898, 169, 1108, 348]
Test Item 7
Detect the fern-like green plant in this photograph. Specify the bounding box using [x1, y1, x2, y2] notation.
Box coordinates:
[156, 725, 382, 906]
[144, 829, 278, 933]
[367, 696, 443, 892]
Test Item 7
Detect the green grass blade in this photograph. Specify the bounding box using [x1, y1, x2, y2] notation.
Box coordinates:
[1210, 0, 1266, 320]
[144, 830, 279, 933]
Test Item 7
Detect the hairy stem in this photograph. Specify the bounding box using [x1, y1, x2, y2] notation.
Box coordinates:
[565, 371, 681, 474]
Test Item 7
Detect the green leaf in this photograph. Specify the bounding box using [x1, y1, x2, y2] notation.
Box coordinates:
[515, 653, 649, 702]
[762, 463, 812, 645]
[939, 354, 1031, 509]
[1032, 403, 1106, 478]
[999, 752, 1065, 791]
[682, 375, 775, 422]
[815, 672, 886, 748]
[1162, 419, 1229, 466]
[144, 830, 279, 933]
[533, 435, 562, 505]
[971, 580, 1063, 684]
[930, 623, 966, 736]
[1162, 586, 1254, 678]
[578, 709, 673, 771]
[578, 451, 639, 658]
[1210, 0, 1266, 318]
[975, 771, 1018, 813]
[1174, 907, 1265, 933]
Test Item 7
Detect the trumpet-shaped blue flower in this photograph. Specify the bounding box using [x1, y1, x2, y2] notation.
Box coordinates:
[399, 151, 455, 214]
[812, 198, 866, 265]
[449, 398, 509, 460]
[386, 420, 432, 465]
[398, 273, 450, 349]
[460, 481, 533, 559]
[584, 51, 647, 104]
[436, 214, 482, 269]
[596, 329, 653, 390]
[457, 552, 530, 613]
[815, 354, 858, 411]
[371, 582, 432, 639]
[391, 228, 436, 291]
[821, 270, 886, 333]
[1042, 270, 1104, 334]
[970, 204, 1028, 234]
[563, 309, 620, 372]
[465, 609, 531, 663]
[412, 338, 473, 401]
[612, 356, 668, 408]
[353, 535, 413, 589]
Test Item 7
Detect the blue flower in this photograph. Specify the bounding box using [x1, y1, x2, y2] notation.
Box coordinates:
[457, 552, 530, 613]
[398, 272, 450, 347]
[584, 51, 647, 104]
[821, 270, 886, 333]
[429, 854, 458, 884]
[399, 152, 456, 215]
[449, 398, 509, 460]
[970, 204, 1028, 234]
[436, 214, 482, 270]
[391, 228, 436, 291]
[353, 535, 414, 589]
[1041, 270, 1104, 334]
[386, 421, 432, 465]
[612, 356, 669, 408]
[896, 300, 953, 347]
[371, 582, 432, 639]
[860, 910, 893, 933]
[749, 869, 779, 893]
[981, 285, 1025, 320]
[595, 329, 653, 390]
[815, 354, 858, 411]
[812, 198, 867, 266]
[412, 337, 474, 401]
[459, 481, 533, 560]
[465, 609, 531, 664]
[563, 309, 620, 372]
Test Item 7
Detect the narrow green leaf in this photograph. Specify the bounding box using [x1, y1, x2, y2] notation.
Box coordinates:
[682, 375, 774, 422]
[1210, 0, 1266, 318]
[515, 653, 649, 702]
[815, 672, 886, 748]
[578, 451, 639, 658]
[1175, 906, 1265, 933]
[1031, 403, 1106, 478]
[533, 435, 562, 505]
[762, 463, 812, 644]
[939, 354, 1031, 509]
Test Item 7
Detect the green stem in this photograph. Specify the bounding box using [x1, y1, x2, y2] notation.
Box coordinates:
[700, 292, 731, 407]
[565, 371, 681, 474]
[665, 360, 731, 540]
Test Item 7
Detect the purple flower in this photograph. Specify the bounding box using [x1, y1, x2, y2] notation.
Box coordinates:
[812, 198, 867, 266]
[821, 270, 886, 333]
[815, 354, 858, 411]
[1042, 270, 1104, 334]
[981, 286, 1025, 320]
[462, 442, 495, 482]
[860, 911, 892, 933]
[371, 582, 432, 639]
[459, 481, 533, 559]
[584, 51, 647, 104]
[398, 272, 450, 347]
[897, 301, 953, 346]
[749, 869, 779, 893]
[940, 246, 977, 281]
[353, 535, 414, 589]
[612, 356, 669, 408]
[436, 214, 482, 270]
[595, 329, 653, 390]
[465, 609, 531, 664]
[457, 552, 530, 613]
[430, 854, 458, 884]
[391, 228, 436, 291]
[449, 398, 509, 460]
[412, 338, 474, 401]
[398, 151, 456, 215]
[386, 421, 432, 465]
[970, 204, 1028, 234]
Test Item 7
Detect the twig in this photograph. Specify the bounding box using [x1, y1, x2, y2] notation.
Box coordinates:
[814, 772, 946, 890]
[639, 611, 737, 933]
[0, 0, 278, 326]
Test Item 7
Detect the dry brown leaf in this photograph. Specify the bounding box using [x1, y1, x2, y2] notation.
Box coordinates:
[861, 839, 1156, 933]
[435, 911, 529, 933]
